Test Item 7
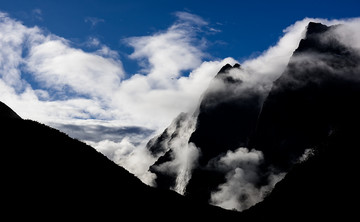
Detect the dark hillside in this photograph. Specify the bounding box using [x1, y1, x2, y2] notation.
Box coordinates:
[242, 125, 359, 220]
[0, 102, 238, 220]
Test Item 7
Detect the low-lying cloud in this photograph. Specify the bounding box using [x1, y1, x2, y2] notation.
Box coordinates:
[54, 123, 154, 143]
[150, 113, 200, 194]
[87, 138, 158, 186]
[209, 148, 284, 211]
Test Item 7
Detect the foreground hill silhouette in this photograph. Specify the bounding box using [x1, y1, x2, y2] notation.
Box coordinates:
[0, 101, 238, 220]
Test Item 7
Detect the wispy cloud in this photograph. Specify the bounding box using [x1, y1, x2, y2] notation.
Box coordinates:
[53, 123, 154, 143]
[174, 11, 208, 26]
[149, 113, 200, 194]
[32, 9, 43, 21]
[209, 148, 284, 211]
[85, 16, 105, 28]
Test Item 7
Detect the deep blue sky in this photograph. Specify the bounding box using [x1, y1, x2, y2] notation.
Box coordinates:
[1, 0, 359, 74]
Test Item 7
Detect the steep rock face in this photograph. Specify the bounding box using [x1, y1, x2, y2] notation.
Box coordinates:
[242, 123, 360, 220]
[149, 63, 265, 198]
[147, 21, 360, 208]
[189, 63, 264, 165]
[186, 63, 266, 202]
[147, 112, 197, 190]
[252, 22, 360, 170]
[146, 112, 191, 158]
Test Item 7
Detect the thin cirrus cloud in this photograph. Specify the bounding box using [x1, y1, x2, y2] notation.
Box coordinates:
[85, 16, 105, 28]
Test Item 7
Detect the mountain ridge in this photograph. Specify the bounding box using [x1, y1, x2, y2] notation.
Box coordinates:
[147, 21, 360, 214]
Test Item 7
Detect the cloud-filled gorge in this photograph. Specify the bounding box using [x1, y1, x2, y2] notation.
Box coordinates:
[1, 10, 360, 211]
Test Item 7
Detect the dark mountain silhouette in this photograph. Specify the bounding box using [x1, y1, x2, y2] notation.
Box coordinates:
[239, 22, 360, 219]
[148, 21, 360, 216]
[0, 102, 238, 220]
[0, 101, 21, 119]
[189, 62, 262, 165]
[241, 124, 359, 220]
[149, 62, 266, 196]
[252, 22, 360, 170]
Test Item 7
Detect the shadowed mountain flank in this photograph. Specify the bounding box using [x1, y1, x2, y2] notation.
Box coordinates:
[252, 22, 360, 170]
[242, 125, 360, 220]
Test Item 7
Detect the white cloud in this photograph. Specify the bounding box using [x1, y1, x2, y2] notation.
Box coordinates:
[1, 10, 231, 130]
[329, 18, 360, 53]
[0, 12, 37, 90]
[125, 20, 206, 86]
[26, 37, 124, 98]
[238, 18, 316, 90]
[174, 11, 208, 27]
[298, 148, 315, 163]
[32, 9, 43, 21]
[210, 148, 284, 211]
[150, 114, 200, 194]
[112, 58, 236, 129]
[86, 138, 157, 186]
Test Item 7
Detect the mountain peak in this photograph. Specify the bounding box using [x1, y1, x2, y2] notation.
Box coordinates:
[306, 22, 329, 35]
[0, 101, 21, 119]
[215, 63, 242, 84]
[294, 22, 350, 56]
[217, 63, 241, 74]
